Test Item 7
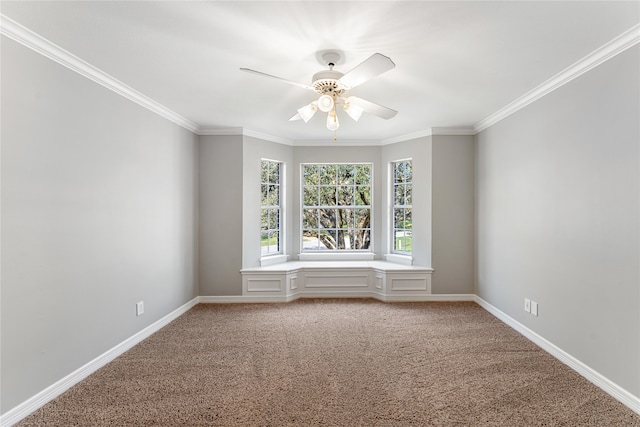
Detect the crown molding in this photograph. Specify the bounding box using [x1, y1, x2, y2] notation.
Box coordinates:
[294, 139, 383, 147]
[197, 127, 294, 145]
[474, 23, 640, 133]
[0, 14, 200, 133]
[381, 129, 433, 145]
[431, 127, 476, 136]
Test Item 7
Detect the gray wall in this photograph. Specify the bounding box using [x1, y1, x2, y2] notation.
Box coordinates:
[475, 45, 639, 396]
[198, 135, 243, 296]
[1, 38, 199, 412]
[432, 135, 475, 294]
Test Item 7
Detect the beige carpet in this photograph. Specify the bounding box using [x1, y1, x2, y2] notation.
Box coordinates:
[17, 300, 640, 426]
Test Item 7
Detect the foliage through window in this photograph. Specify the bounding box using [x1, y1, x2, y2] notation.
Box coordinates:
[302, 163, 372, 251]
[261, 160, 281, 255]
[392, 160, 412, 254]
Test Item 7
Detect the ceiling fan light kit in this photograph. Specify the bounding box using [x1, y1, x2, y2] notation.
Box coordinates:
[241, 50, 397, 138]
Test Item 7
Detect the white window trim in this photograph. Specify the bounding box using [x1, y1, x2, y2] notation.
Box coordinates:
[298, 252, 375, 262]
[387, 158, 413, 260]
[300, 162, 374, 256]
[260, 159, 285, 263]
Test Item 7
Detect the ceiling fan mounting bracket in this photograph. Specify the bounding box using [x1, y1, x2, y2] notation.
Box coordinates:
[316, 49, 345, 67]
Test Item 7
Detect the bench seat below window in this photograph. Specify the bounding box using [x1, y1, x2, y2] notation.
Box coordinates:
[240, 261, 433, 302]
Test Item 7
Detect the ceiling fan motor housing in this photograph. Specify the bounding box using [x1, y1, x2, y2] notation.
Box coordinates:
[312, 70, 347, 95]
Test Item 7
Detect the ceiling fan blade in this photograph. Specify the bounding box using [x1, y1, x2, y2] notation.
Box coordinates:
[347, 96, 397, 120]
[240, 68, 314, 91]
[338, 53, 395, 89]
[289, 113, 302, 121]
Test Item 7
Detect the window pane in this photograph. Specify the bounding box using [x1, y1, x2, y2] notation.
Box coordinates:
[303, 164, 318, 184]
[319, 164, 337, 185]
[260, 209, 268, 230]
[261, 232, 270, 254]
[318, 230, 337, 250]
[404, 161, 412, 182]
[319, 209, 336, 229]
[269, 162, 279, 183]
[405, 208, 412, 229]
[355, 165, 370, 185]
[394, 208, 405, 228]
[303, 209, 317, 229]
[337, 185, 354, 206]
[303, 230, 319, 250]
[268, 209, 279, 230]
[269, 231, 280, 253]
[337, 208, 353, 229]
[261, 160, 269, 183]
[394, 184, 405, 206]
[261, 184, 268, 206]
[338, 164, 354, 185]
[355, 208, 369, 229]
[353, 229, 370, 250]
[356, 186, 370, 206]
[304, 185, 318, 206]
[319, 186, 336, 205]
[405, 185, 412, 205]
[267, 184, 279, 206]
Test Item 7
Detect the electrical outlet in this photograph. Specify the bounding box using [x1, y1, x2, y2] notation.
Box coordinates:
[136, 301, 144, 316]
[524, 298, 531, 313]
[531, 301, 538, 317]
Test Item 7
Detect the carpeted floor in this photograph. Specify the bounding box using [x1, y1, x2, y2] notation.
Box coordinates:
[16, 299, 640, 426]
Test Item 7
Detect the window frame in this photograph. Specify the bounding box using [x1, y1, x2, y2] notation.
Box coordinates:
[300, 162, 374, 255]
[260, 159, 283, 259]
[390, 159, 413, 256]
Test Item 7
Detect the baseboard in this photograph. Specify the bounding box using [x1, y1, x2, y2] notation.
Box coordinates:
[473, 295, 640, 416]
[198, 293, 476, 303]
[0, 297, 200, 427]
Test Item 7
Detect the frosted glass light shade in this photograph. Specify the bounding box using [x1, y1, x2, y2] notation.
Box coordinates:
[326, 111, 339, 130]
[317, 95, 334, 113]
[344, 102, 364, 121]
[298, 102, 318, 123]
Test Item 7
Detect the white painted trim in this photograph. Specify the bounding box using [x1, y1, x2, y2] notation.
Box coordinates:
[382, 129, 433, 145]
[294, 139, 383, 147]
[199, 293, 475, 303]
[297, 252, 375, 262]
[0, 14, 200, 134]
[474, 23, 640, 133]
[0, 297, 200, 427]
[384, 253, 413, 266]
[431, 127, 476, 136]
[473, 296, 640, 416]
[259, 254, 289, 267]
[198, 295, 297, 303]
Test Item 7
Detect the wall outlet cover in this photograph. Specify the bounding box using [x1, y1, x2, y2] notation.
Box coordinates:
[524, 298, 531, 313]
[136, 301, 144, 316]
[531, 301, 538, 316]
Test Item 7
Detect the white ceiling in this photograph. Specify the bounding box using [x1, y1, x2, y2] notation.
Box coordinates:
[2, 1, 638, 143]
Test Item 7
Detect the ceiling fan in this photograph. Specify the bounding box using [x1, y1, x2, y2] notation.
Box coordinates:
[240, 51, 397, 135]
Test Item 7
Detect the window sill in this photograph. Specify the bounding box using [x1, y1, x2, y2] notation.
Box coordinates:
[260, 254, 289, 267]
[298, 252, 375, 262]
[384, 253, 413, 266]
